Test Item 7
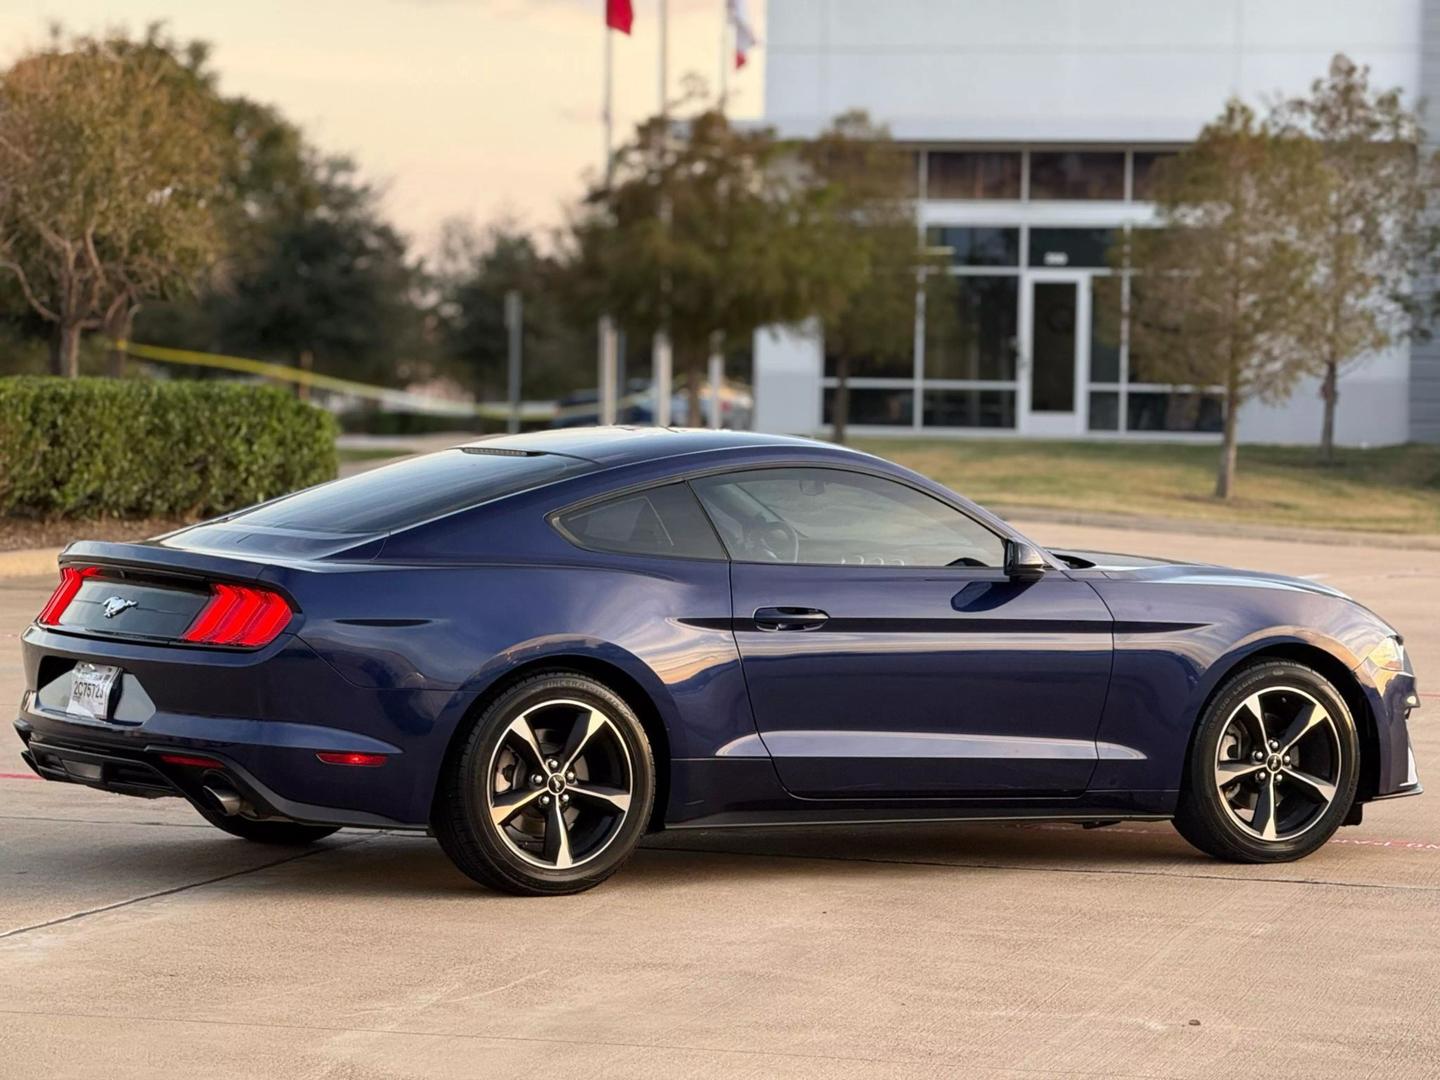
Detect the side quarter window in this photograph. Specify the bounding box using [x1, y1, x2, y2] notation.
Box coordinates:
[555, 483, 726, 560]
[690, 467, 1006, 568]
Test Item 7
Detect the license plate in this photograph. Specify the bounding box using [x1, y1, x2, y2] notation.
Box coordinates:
[68, 663, 121, 721]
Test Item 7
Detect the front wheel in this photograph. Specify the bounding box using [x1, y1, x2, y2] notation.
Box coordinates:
[1173, 660, 1360, 863]
[433, 672, 655, 896]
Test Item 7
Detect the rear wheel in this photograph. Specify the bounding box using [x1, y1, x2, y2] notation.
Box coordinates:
[1173, 660, 1359, 863]
[433, 672, 655, 896]
[194, 805, 339, 846]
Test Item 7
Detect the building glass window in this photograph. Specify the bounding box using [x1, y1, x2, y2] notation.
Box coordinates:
[1029, 151, 1126, 200]
[1088, 391, 1120, 431]
[924, 276, 1018, 381]
[1028, 228, 1116, 269]
[928, 151, 1022, 199]
[927, 226, 1020, 267]
[1127, 392, 1223, 433]
[1132, 151, 1179, 201]
[823, 347, 912, 379]
[924, 389, 1016, 429]
[823, 387, 914, 426]
[1090, 278, 1121, 382]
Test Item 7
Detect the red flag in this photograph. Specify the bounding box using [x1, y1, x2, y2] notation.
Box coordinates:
[729, 0, 757, 69]
[606, 0, 633, 35]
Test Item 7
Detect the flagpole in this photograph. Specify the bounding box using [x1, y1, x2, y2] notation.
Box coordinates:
[652, 0, 673, 427]
[719, 1, 729, 110]
[598, 13, 618, 425]
[707, 1, 729, 430]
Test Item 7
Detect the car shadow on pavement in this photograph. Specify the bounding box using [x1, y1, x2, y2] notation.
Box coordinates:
[15, 817, 1394, 914]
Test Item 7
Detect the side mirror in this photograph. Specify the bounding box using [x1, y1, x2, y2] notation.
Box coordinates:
[1004, 540, 1047, 583]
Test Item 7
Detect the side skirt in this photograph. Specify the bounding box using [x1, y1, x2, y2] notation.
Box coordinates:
[666, 808, 1173, 830]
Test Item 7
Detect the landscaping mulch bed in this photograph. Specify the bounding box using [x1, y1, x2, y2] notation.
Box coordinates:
[0, 516, 195, 553]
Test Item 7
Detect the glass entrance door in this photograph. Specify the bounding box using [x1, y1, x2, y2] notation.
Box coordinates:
[1020, 272, 1088, 435]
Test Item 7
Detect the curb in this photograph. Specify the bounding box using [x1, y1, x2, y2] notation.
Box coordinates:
[993, 505, 1440, 552]
[0, 547, 60, 580]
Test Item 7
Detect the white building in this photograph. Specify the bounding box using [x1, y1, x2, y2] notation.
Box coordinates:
[753, 0, 1440, 445]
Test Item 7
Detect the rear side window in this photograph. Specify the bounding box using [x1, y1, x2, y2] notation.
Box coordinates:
[555, 483, 725, 560]
[229, 448, 595, 534]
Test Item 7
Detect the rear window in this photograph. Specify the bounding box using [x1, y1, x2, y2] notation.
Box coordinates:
[227, 448, 595, 534]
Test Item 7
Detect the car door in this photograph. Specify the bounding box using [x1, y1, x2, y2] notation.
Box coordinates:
[690, 466, 1113, 799]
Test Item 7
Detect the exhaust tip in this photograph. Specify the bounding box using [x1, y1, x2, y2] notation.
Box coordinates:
[203, 783, 243, 817]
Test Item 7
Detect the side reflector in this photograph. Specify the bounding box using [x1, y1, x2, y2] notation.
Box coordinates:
[37, 566, 102, 626]
[316, 752, 387, 768]
[159, 753, 225, 769]
[182, 583, 293, 647]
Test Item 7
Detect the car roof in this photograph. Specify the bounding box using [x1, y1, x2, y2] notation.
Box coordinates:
[464, 426, 844, 468]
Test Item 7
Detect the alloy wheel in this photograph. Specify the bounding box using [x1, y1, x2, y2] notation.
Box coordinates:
[1213, 685, 1342, 842]
[485, 698, 634, 869]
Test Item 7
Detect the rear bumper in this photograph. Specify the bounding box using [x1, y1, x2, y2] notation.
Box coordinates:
[15, 724, 413, 829]
[16, 624, 467, 828]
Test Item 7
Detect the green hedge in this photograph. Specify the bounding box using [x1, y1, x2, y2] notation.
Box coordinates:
[0, 377, 338, 519]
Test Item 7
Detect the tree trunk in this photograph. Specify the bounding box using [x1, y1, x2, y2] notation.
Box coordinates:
[1215, 372, 1239, 500]
[1319, 360, 1338, 464]
[832, 353, 850, 445]
[48, 326, 64, 376]
[297, 349, 315, 402]
[58, 322, 83, 379]
[684, 347, 702, 428]
[106, 310, 134, 378]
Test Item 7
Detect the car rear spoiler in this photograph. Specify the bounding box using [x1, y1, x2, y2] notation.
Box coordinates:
[58, 540, 274, 583]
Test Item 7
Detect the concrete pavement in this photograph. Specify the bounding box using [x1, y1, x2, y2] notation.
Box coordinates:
[1, 522, 1437, 1079]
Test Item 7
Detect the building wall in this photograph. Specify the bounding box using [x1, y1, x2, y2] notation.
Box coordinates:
[766, 0, 1422, 141]
[753, 0, 1429, 446]
[1414, 0, 1440, 442]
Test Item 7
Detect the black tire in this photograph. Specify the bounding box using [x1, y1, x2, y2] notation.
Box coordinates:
[1173, 660, 1360, 863]
[433, 671, 656, 896]
[194, 805, 340, 846]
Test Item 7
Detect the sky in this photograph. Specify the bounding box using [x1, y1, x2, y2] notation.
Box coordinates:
[0, 0, 768, 251]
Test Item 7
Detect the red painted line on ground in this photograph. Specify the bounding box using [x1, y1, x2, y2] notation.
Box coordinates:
[0, 773, 40, 781]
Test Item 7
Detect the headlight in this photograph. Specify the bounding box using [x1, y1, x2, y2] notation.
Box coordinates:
[1368, 636, 1407, 672]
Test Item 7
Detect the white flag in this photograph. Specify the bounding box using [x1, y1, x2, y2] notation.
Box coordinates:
[728, 0, 758, 69]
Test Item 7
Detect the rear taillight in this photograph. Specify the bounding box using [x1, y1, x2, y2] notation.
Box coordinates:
[36, 566, 101, 626]
[181, 583, 293, 647]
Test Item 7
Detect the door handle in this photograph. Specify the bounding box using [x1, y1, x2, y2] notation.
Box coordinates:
[753, 606, 829, 631]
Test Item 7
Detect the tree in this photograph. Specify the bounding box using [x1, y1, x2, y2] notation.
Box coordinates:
[798, 112, 929, 444]
[563, 107, 851, 424]
[0, 28, 224, 376]
[140, 151, 429, 388]
[210, 156, 427, 386]
[1122, 101, 1323, 499]
[433, 217, 588, 401]
[1275, 54, 1440, 461]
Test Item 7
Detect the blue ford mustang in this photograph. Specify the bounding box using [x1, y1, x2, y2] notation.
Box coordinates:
[14, 428, 1422, 894]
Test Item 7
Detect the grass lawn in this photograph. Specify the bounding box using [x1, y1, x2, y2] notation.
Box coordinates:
[852, 438, 1440, 535]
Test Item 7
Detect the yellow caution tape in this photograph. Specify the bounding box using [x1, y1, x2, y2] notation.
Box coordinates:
[112, 339, 555, 420]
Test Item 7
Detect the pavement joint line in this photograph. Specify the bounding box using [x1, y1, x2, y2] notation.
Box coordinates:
[0, 835, 375, 942]
[0, 1006, 1178, 1079]
[0, 814, 213, 828]
[644, 845, 1440, 892]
